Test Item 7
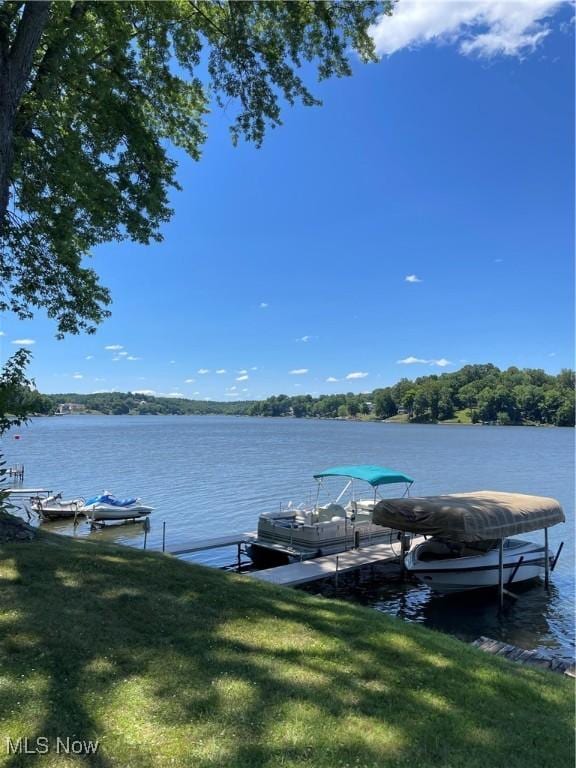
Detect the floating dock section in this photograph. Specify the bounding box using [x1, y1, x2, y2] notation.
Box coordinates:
[472, 636, 575, 677]
[248, 538, 424, 587]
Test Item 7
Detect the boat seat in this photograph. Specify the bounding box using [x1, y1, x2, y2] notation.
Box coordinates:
[317, 503, 346, 522]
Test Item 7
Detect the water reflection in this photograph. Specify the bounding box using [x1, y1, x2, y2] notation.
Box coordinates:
[302, 562, 574, 657]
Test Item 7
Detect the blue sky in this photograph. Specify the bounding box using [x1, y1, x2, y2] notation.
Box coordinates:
[1, 1, 574, 400]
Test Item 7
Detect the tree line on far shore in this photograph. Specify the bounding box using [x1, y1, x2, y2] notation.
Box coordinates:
[17, 364, 575, 427]
[249, 365, 575, 426]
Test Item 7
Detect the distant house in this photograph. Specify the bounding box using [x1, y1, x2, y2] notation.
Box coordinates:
[58, 402, 86, 414]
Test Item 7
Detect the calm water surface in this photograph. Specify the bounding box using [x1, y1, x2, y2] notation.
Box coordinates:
[4, 415, 574, 656]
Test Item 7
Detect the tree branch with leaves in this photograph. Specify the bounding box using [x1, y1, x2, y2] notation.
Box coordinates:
[0, 0, 390, 336]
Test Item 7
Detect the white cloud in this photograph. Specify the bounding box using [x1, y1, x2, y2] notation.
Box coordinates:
[169, 360, 176, 364]
[165, 392, 184, 398]
[118, 351, 128, 357]
[72, 373, 83, 379]
[104, 344, 123, 351]
[236, 374, 249, 381]
[548, 352, 557, 357]
[494, 258, 504, 263]
[326, 376, 339, 383]
[250, 366, 259, 371]
[85, 355, 94, 360]
[405, 274, 422, 283]
[259, 302, 269, 309]
[241, 388, 248, 392]
[185, 378, 196, 384]
[127, 355, 141, 361]
[197, 368, 210, 375]
[0, 331, 5, 336]
[370, 1, 564, 59]
[237, 369, 248, 375]
[12, 338, 35, 345]
[134, 389, 156, 396]
[346, 372, 369, 380]
[225, 392, 240, 397]
[296, 335, 315, 343]
[216, 369, 227, 374]
[398, 356, 429, 365]
[397, 356, 453, 367]
[290, 368, 309, 375]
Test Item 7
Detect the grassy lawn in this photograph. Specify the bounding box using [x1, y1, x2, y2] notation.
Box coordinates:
[441, 409, 474, 425]
[0, 532, 573, 768]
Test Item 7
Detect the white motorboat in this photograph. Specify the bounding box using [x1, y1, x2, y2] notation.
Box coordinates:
[82, 493, 154, 522]
[373, 491, 565, 593]
[405, 537, 551, 593]
[247, 465, 414, 567]
[31, 493, 86, 520]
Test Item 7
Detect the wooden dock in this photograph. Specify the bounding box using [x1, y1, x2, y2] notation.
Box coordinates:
[158, 531, 256, 556]
[472, 636, 575, 677]
[4, 488, 51, 497]
[249, 538, 424, 587]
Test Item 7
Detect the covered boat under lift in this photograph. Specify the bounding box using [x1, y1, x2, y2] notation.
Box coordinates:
[372, 491, 565, 604]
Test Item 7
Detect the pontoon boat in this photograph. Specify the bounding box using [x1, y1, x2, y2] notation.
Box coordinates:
[247, 465, 414, 567]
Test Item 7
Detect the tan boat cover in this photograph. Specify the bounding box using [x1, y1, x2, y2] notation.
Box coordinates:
[373, 491, 565, 541]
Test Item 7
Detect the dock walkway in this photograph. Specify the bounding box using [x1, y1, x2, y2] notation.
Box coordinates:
[5, 488, 51, 497]
[249, 538, 424, 587]
[158, 531, 256, 556]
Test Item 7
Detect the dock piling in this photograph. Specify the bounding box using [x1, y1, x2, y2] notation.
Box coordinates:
[498, 539, 504, 610]
[544, 527, 550, 588]
[162, 521, 166, 553]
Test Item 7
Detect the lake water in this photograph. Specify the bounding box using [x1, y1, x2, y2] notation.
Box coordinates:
[4, 415, 574, 657]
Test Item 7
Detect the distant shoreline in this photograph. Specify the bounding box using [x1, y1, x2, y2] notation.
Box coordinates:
[38, 412, 568, 427]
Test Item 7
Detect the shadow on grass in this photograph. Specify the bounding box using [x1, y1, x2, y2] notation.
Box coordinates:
[0, 531, 573, 768]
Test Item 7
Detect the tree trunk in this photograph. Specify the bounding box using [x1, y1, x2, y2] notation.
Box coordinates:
[0, 1, 51, 228]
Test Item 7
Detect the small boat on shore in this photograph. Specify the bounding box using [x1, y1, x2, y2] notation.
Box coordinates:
[373, 491, 565, 593]
[82, 493, 154, 522]
[247, 465, 414, 567]
[31, 494, 85, 520]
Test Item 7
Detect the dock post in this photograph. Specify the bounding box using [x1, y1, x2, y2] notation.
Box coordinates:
[237, 542, 242, 573]
[400, 533, 410, 579]
[498, 539, 504, 611]
[544, 527, 549, 588]
[143, 526, 148, 550]
[162, 521, 166, 553]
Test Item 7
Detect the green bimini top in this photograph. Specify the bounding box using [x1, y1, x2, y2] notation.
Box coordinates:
[313, 465, 414, 487]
